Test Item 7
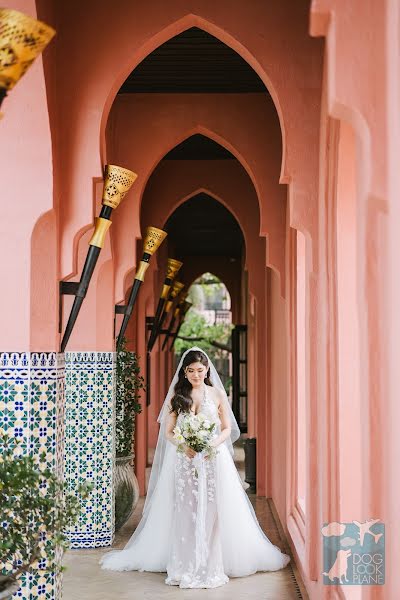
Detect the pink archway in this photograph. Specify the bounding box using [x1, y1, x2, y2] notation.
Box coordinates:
[99, 15, 286, 174]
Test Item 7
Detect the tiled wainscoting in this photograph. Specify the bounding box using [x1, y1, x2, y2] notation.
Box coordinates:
[64, 352, 116, 549]
[0, 352, 65, 600]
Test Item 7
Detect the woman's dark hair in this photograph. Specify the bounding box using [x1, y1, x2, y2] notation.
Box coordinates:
[170, 350, 213, 416]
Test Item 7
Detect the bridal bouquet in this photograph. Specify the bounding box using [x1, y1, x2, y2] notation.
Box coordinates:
[173, 412, 219, 460]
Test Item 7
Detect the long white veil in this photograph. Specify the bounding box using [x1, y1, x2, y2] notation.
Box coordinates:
[99, 345, 241, 565]
[100, 345, 291, 574]
[142, 345, 240, 519]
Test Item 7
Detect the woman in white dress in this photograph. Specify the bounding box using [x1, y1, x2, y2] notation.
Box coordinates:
[100, 347, 290, 589]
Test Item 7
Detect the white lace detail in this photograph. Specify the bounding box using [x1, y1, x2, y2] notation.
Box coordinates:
[166, 386, 229, 588]
[99, 368, 291, 583]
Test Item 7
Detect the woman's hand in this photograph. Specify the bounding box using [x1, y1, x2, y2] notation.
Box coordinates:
[183, 444, 197, 459]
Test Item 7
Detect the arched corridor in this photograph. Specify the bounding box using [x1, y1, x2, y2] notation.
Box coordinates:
[1, 1, 399, 599]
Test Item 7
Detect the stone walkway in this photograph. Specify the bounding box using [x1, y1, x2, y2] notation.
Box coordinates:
[63, 440, 307, 599]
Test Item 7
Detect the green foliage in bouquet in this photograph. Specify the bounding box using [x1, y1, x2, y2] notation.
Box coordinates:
[173, 413, 219, 466]
[0, 434, 92, 596]
[116, 337, 145, 458]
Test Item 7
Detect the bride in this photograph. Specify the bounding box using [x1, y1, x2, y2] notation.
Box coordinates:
[100, 346, 290, 588]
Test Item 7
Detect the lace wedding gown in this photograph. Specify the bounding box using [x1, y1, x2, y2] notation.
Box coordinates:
[100, 387, 290, 588]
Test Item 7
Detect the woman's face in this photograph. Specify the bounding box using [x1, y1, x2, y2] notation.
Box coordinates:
[184, 361, 207, 388]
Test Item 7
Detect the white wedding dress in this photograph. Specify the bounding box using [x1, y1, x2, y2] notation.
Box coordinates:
[100, 385, 291, 588]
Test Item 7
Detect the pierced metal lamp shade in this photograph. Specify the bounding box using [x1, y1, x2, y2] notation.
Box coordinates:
[102, 165, 138, 209]
[142, 226, 168, 256]
[166, 258, 183, 281]
[0, 9, 55, 91]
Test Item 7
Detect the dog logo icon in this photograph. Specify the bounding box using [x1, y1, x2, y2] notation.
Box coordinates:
[323, 548, 352, 583]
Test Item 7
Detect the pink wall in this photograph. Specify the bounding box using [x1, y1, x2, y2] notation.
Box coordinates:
[0, 0, 55, 351]
[296, 231, 306, 514]
[269, 268, 289, 527]
[310, 2, 400, 597]
[336, 121, 362, 524]
[41, 0, 321, 286]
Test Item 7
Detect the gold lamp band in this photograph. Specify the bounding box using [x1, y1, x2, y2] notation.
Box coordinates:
[102, 164, 138, 209]
[143, 226, 167, 255]
[161, 283, 171, 300]
[89, 217, 112, 248]
[135, 260, 150, 282]
[0, 9, 55, 91]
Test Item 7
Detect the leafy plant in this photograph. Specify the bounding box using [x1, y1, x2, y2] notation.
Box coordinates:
[0, 434, 91, 596]
[116, 337, 145, 458]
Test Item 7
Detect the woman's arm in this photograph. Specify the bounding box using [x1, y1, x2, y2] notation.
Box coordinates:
[209, 388, 232, 448]
[164, 405, 178, 445]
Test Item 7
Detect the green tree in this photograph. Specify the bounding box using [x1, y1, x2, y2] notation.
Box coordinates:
[174, 309, 233, 361]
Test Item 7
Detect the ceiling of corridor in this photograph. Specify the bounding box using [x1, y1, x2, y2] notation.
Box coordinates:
[163, 135, 235, 160]
[119, 27, 268, 94]
[164, 193, 244, 259]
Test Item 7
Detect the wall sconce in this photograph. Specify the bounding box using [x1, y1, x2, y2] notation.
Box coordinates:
[160, 281, 185, 350]
[147, 258, 183, 352]
[60, 165, 137, 352]
[116, 226, 167, 350]
[169, 300, 193, 350]
[0, 9, 55, 109]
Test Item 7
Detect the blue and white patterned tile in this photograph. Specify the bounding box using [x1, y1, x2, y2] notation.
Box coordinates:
[0, 352, 65, 600]
[64, 351, 116, 548]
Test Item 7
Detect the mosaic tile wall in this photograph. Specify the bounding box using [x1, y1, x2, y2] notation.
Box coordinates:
[0, 352, 65, 600]
[64, 351, 116, 549]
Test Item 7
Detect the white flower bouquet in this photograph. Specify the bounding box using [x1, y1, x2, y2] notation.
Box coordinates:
[173, 412, 219, 460]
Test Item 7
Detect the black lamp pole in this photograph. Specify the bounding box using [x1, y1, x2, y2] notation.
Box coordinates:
[159, 281, 185, 350]
[162, 290, 188, 350]
[60, 165, 137, 352]
[116, 226, 167, 350]
[168, 301, 193, 350]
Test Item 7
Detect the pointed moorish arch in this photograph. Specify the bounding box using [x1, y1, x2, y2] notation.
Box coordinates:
[122, 186, 247, 317]
[112, 123, 284, 302]
[55, 4, 322, 280]
[142, 186, 248, 260]
[100, 15, 286, 171]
